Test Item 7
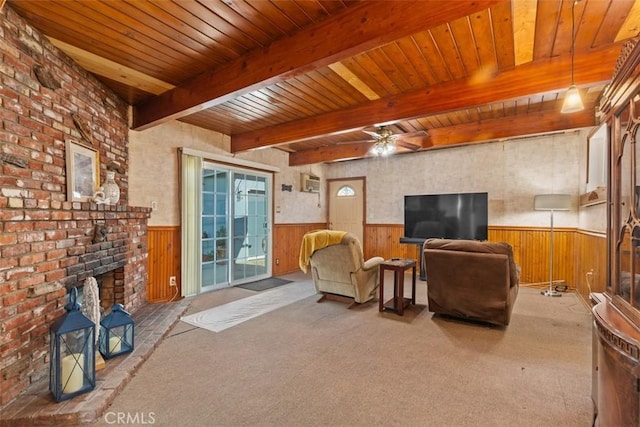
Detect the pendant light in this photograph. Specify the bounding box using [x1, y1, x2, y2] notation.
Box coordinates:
[561, 0, 584, 114]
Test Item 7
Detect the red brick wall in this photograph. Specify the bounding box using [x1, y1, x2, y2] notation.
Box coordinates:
[0, 6, 150, 406]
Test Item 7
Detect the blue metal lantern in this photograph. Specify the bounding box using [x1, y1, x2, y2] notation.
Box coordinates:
[99, 304, 134, 359]
[49, 287, 96, 402]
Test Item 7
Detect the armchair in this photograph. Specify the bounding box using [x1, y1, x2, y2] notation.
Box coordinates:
[300, 230, 384, 307]
[423, 238, 520, 326]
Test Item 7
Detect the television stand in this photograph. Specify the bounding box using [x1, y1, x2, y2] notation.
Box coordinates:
[399, 237, 426, 281]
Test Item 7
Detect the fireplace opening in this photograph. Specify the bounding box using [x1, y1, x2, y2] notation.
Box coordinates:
[75, 266, 125, 315]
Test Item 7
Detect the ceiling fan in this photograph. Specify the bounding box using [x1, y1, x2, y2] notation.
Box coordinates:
[363, 126, 425, 156]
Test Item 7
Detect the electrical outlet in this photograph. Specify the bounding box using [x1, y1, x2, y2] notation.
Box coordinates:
[275, 258, 280, 265]
[169, 276, 177, 287]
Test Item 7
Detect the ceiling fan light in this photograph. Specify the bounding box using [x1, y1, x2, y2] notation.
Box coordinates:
[372, 142, 394, 156]
[561, 85, 584, 114]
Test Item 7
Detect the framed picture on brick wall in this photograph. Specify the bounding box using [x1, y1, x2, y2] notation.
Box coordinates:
[66, 140, 99, 202]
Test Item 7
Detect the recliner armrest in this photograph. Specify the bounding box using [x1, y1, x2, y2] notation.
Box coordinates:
[363, 256, 384, 271]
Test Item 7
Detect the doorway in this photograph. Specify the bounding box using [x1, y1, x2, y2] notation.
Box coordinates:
[328, 178, 365, 245]
[201, 163, 271, 291]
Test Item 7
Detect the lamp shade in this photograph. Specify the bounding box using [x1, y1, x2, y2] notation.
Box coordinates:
[561, 85, 584, 114]
[534, 194, 572, 211]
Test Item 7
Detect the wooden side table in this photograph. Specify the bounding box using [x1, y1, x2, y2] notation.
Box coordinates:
[379, 258, 416, 315]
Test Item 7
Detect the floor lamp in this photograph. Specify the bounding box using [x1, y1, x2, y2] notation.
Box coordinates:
[534, 194, 572, 297]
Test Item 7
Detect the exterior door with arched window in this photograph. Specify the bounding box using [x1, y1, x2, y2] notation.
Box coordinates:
[328, 178, 365, 245]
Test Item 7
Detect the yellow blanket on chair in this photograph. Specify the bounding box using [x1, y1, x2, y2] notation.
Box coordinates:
[298, 230, 347, 273]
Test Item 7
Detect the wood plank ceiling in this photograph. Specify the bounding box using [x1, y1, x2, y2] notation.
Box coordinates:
[6, 0, 640, 165]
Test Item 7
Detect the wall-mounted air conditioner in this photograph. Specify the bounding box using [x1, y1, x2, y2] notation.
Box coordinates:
[300, 173, 320, 193]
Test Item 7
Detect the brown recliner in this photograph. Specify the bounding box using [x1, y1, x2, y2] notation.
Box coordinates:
[423, 238, 520, 326]
[304, 232, 384, 306]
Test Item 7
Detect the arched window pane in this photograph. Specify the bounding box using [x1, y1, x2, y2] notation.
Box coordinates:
[337, 185, 356, 197]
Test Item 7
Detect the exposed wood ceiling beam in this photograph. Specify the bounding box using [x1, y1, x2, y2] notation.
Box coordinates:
[131, 0, 507, 130]
[289, 142, 375, 166]
[48, 37, 175, 95]
[288, 107, 595, 166]
[427, 106, 595, 147]
[231, 44, 622, 153]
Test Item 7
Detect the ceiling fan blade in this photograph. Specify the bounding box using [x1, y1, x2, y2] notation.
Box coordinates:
[398, 130, 428, 138]
[336, 138, 375, 145]
[396, 135, 432, 150]
[396, 140, 421, 151]
[362, 130, 380, 138]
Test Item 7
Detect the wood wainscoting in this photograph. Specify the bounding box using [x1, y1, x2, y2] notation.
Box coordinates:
[146, 223, 607, 307]
[147, 226, 181, 303]
[365, 224, 582, 286]
[273, 223, 326, 275]
[574, 230, 607, 302]
[489, 226, 606, 302]
[364, 224, 417, 261]
[364, 224, 606, 304]
[488, 226, 576, 286]
[147, 223, 326, 300]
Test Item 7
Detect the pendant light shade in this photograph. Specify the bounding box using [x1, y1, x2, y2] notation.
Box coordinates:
[561, 85, 584, 113]
[562, 0, 584, 114]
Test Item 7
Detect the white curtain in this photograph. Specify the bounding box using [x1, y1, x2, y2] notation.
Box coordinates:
[180, 150, 202, 297]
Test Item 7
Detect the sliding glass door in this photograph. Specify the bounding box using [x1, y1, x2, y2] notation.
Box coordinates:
[201, 163, 271, 290]
[202, 167, 230, 290]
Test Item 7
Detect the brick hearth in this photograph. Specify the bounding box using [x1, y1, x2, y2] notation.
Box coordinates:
[0, 203, 151, 406]
[0, 299, 189, 426]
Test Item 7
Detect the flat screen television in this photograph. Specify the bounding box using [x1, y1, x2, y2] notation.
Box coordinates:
[402, 192, 488, 242]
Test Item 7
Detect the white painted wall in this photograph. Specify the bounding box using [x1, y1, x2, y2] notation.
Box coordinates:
[325, 128, 606, 233]
[129, 121, 606, 233]
[128, 121, 326, 226]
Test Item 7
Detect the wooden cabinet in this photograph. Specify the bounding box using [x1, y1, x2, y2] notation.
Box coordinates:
[592, 298, 640, 426]
[592, 37, 640, 426]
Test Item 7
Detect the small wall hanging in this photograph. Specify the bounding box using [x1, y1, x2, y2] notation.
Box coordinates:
[33, 64, 61, 90]
[66, 140, 99, 203]
[72, 113, 94, 146]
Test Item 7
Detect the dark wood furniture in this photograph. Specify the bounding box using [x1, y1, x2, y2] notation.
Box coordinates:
[379, 258, 416, 316]
[399, 237, 427, 280]
[591, 37, 640, 426]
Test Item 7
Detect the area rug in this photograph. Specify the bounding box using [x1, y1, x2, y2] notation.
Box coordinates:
[180, 281, 316, 333]
[236, 277, 292, 292]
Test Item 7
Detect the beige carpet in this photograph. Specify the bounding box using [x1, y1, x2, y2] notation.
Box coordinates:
[91, 271, 593, 427]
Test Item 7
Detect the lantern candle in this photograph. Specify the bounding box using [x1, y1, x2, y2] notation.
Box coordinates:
[109, 336, 121, 353]
[61, 353, 84, 394]
[99, 304, 134, 359]
[49, 287, 96, 402]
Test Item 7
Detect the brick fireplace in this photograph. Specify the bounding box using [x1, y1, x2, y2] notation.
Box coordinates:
[0, 202, 151, 406]
[68, 209, 152, 325]
[61, 206, 152, 313]
[0, 5, 151, 407]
